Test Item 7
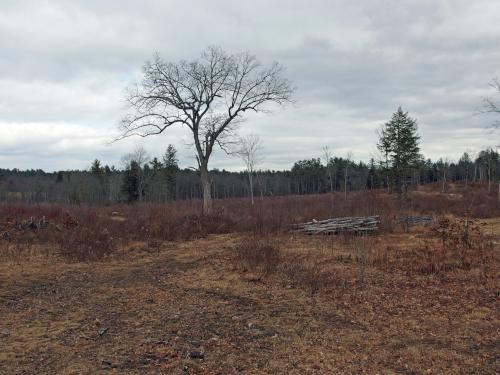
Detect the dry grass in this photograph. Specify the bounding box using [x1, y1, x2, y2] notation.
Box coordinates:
[0, 185, 499, 373]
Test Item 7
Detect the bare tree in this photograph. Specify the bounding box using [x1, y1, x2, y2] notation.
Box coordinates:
[322, 146, 335, 212]
[322, 146, 334, 194]
[344, 152, 353, 200]
[118, 46, 293, 214]
[121, 145, 151, 168]
[482, 78, 500, 128]
[235, 134, 263, 205]
[437, 158, 449, 193]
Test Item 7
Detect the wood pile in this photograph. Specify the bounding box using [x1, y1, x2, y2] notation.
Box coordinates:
[292, 216, 380, 235]
[15, 216, 49, 230]
[0, 216, 49, 241]
[397, 216, 433, 226]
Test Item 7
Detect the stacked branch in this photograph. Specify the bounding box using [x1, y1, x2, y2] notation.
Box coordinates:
[0, 216, 49, 241]
[16, 216, 48, 230]
[292, 216, 380, 235]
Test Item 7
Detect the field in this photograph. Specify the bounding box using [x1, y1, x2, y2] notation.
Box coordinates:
[0, 184, 499, 374]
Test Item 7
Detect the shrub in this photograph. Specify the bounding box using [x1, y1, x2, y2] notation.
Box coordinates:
[280, 257, 333, 294]
[419, 217, 489, 274]
[233, 236, 281, 279]
[373, 217, 492, 275]
[57, 213, 115, 261]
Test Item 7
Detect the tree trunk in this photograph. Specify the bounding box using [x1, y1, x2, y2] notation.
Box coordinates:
[200, 164, 212, 215]
[442, 169, 446, 193]
[488, 163, 491, 193]
[344, 168, 348, 200]
[248, 170, 254, 205]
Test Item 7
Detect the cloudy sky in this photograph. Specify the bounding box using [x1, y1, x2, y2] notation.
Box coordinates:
[1, 0, 500, 171]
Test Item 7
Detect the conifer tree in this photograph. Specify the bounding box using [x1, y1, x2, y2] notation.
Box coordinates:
[162, 144, 179, 200]
[121, 161, 142, 203]
[90, 159, 103, 177]
[377, 107, 421, 198]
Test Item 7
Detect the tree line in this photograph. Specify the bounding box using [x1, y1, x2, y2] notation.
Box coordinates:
[0, 144, 498, 205]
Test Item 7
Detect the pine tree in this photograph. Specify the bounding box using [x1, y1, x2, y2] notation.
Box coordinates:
[90, 159, 103, 177]
[121, 161, 142, 203]
[162, 144, 179, 200]
[377, 107, 421, 198]
[150, 157, 162, 172]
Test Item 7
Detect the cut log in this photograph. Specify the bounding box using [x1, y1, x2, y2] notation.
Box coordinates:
[291, 215, 380, 235]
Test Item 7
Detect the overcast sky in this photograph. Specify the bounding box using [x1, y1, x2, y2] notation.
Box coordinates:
[1, 0, 500, 171]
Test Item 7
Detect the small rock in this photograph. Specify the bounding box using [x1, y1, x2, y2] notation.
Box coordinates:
[0, 329, 10, 337]
[101, 360, 116, 369]
[186, 350, 204, 360]
[98, 327, 109, 336]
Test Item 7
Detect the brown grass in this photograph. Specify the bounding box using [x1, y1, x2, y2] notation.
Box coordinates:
[0, 184, 499, 373]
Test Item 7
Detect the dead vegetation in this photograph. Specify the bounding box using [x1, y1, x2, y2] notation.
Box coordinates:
[0, 185, 499, 373]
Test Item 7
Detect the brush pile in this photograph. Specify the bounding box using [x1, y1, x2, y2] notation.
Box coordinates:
[292, 215, 380, 235]
[0, 216, 49, 241]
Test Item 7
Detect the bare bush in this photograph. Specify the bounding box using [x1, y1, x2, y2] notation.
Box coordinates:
[352, 235, 371, 284]
[57, 213, 115, 261]
[419, 217, 490, 274]
[233, 236, 281, 279]
[280, 257, 333, 294]
[373, 217, 492, 276]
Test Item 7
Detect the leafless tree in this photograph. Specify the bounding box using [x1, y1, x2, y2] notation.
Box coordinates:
[482, 78, 500, 128]
[235, 134, 263, 205]
[322, 146, 334, 194]
[118, 46, 293, 213]
[322, 146, 335, 212]
[438, 158, 449, 193]
[120, 145, 151, 168]
[344, 151, 353, 200]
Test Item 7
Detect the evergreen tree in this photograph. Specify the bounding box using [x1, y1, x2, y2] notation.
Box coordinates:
[103, 165, 112, 176]
[121, 161, 142, 203]
[150, 157, 163, 172]
[377, 107, 421, 198]
[90, 159, 103, 177]
[163, 144, 179, 200]
[291, 158, 325, 194]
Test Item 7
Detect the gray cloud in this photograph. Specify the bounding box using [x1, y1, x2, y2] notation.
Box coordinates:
[0, 0, 499, 171]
